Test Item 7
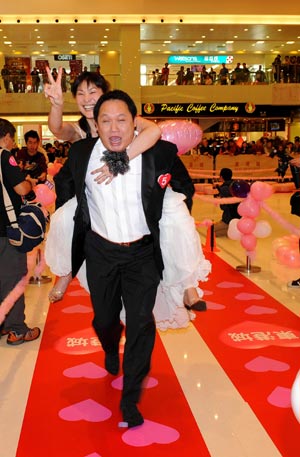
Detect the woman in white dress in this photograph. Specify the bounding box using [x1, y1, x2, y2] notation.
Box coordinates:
[44, 68, 211, 330]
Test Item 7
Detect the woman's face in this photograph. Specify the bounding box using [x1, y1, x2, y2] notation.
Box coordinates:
[75, 81, 104, 119]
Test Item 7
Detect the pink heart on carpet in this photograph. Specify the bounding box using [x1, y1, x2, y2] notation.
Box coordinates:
[217, 281, 244, 288]
[267, 387, 291, 408]
[245, 305, 277, 315]
[202, 289, 213, 296]
[84, 453, 101, 457]
[235, 292, 264, 300]
[122, 419, 180, 446]
[111, 376, 158, 390]
[68, 289, 90, 297]
[62, 304, 92, 314]
[245, 356, 290, 372]
[63, 362, 107, 379]
[59, 399, 112, 422]
[206, 301, 226, 310]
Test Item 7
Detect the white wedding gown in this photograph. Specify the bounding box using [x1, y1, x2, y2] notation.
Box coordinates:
[45, 188, 211, 331]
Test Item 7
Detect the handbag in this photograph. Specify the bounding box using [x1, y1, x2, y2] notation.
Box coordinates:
[0, 149, 47, 253]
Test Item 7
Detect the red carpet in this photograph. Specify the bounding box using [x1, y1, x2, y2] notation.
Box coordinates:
[17, 279, 210, 457]
[195, 251, 300, 457]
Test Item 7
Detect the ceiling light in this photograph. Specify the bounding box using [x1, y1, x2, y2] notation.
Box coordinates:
[287, 41, 295, 44]
[69, 41, 76, 44]
[4, 41, 12, 45]
[36, 41, 44, 44]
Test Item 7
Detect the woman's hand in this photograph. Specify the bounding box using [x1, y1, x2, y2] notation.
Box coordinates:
[44, 67, 63, 106]
[91, 164, 114, 185]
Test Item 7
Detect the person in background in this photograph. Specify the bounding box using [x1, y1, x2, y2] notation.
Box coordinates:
[0, 118, 41, 345]
[161, 62, 170, 85]
[213, 168, 241, 236]
[16, 130, 47, 184]
[219, 63, 229, 85]
[255, 65, 266, 84]
[176, 66, 185, 85]
[31, 67, 40, 93]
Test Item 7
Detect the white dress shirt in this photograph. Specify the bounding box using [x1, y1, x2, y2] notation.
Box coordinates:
[85, 139, 150, 243]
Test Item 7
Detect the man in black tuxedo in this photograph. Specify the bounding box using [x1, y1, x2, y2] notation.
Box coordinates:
[54, 89, 194, 427]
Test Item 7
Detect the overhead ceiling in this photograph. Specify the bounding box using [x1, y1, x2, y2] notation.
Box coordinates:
[1, 23, 300, 58]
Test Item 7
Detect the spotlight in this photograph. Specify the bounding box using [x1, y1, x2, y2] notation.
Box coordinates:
[142, 18, 146, 23]
[160, 19, 164, 23]
[17, 19, 21, 23]
[93, 19, 97, 23]
[74, 18, 78, 23]
[55, 19, 59, 23]
[36, 19, 40, 23]
[112, 18, 116, 22]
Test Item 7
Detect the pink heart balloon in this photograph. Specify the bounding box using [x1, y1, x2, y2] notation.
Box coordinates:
[159, 120, 203, 155]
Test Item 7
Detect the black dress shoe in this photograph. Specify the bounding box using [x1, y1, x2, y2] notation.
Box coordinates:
[121, 403, 144, 428]
[105, 352, 120, 375]
[184, 300, 207, 311]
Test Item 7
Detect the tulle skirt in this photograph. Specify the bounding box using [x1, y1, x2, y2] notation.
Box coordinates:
[45, 188, 211, 331]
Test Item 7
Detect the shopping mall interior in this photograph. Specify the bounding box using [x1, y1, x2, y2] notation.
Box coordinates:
[0, 3, 299, 457]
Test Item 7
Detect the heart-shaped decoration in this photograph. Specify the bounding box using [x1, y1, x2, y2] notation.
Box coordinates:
[63, 362, 107, 379]
[59, 399, 112, 422]
[122, 419, 180, 446]
[245, 356, 290, 373]
[157, 173, 171, 188]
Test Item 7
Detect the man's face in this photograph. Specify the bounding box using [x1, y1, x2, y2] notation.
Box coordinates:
[26, 137, 39, 156]
[96, 99, 135, 152]
[4, 133, 15, 151]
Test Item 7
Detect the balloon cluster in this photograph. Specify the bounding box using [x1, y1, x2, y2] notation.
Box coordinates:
[158, 120, 203, 155]
[272, 235, 300, 268]
[47, 161, 63, 177]
[228, 181, 273, 256]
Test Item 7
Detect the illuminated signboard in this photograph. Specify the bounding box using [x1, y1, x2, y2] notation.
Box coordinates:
[54, 54, 76, 61]
[168, 55, 233, 65]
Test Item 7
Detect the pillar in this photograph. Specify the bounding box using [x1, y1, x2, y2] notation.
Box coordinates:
[119, 25, 141, 112]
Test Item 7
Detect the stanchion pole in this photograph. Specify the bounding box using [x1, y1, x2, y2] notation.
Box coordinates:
[28, 248, 52, 285]
[236, 255, 261, 273]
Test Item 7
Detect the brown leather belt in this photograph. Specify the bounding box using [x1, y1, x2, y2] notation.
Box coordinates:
[105, 234, 152, 247]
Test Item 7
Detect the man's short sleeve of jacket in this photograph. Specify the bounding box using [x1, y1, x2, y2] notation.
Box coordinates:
[1, 149, 25, 188]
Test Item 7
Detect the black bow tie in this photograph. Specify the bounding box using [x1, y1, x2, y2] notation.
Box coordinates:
[101, 149, 130, 177]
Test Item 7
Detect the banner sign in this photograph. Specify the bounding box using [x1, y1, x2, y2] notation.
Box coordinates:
[142, 102, 291, 119]
[168, 55, 233, 65]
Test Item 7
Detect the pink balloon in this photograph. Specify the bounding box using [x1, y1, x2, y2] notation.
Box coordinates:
[238, 197, 260, 218]
[237, 217, 256, 234]
[48, 162, 63, 177]
[34, 184, 56, 207]
[253, 220, 272, 238]
[227, 218, 242, 240]
[159, 120, 203, 155]
[282, 249, 300, 268]
[240, 233, 257, 251]
[250, 181, 273, 201]
[276, 245, 291, 263]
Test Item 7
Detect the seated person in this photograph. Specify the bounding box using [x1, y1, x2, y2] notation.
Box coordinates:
[213, 168, 241, 237]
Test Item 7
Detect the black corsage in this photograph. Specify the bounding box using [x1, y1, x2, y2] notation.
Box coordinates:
[101, 150, 130, 177]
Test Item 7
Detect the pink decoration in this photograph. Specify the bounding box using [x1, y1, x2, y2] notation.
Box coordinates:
[237, 217, 256, 234]
[47, 161, 63, 177]
[58, 399, 112, 422]
[238, 196, 260, 218]
[261, 201, 300, 237]
[253, 220, 272, 238]
[158, 120, 203, 155]
[250, 181, 273, 201]
[240, 233, 257, 251]
[34, 184, 56, 207]
[121, 419, 180, 446]
[227, 218, 242, 240]
[245, 356, 290, 372]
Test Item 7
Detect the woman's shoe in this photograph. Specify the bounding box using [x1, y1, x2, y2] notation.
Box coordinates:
[184, 287, 207, 312]
[49, 273, 72, 303]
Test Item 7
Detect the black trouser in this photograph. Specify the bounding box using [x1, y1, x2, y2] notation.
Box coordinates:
[85, 230, 160, 406]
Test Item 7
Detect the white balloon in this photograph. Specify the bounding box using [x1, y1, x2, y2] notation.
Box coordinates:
[291, 370, 300, 423]
[227, 218, 242, 240]
[253, 220, 272, 238]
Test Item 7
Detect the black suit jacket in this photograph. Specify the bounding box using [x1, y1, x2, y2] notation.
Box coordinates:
[54, 137, 195, 278]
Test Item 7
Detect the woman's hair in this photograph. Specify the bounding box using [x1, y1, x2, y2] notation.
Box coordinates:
[72, 71, 110, 138]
